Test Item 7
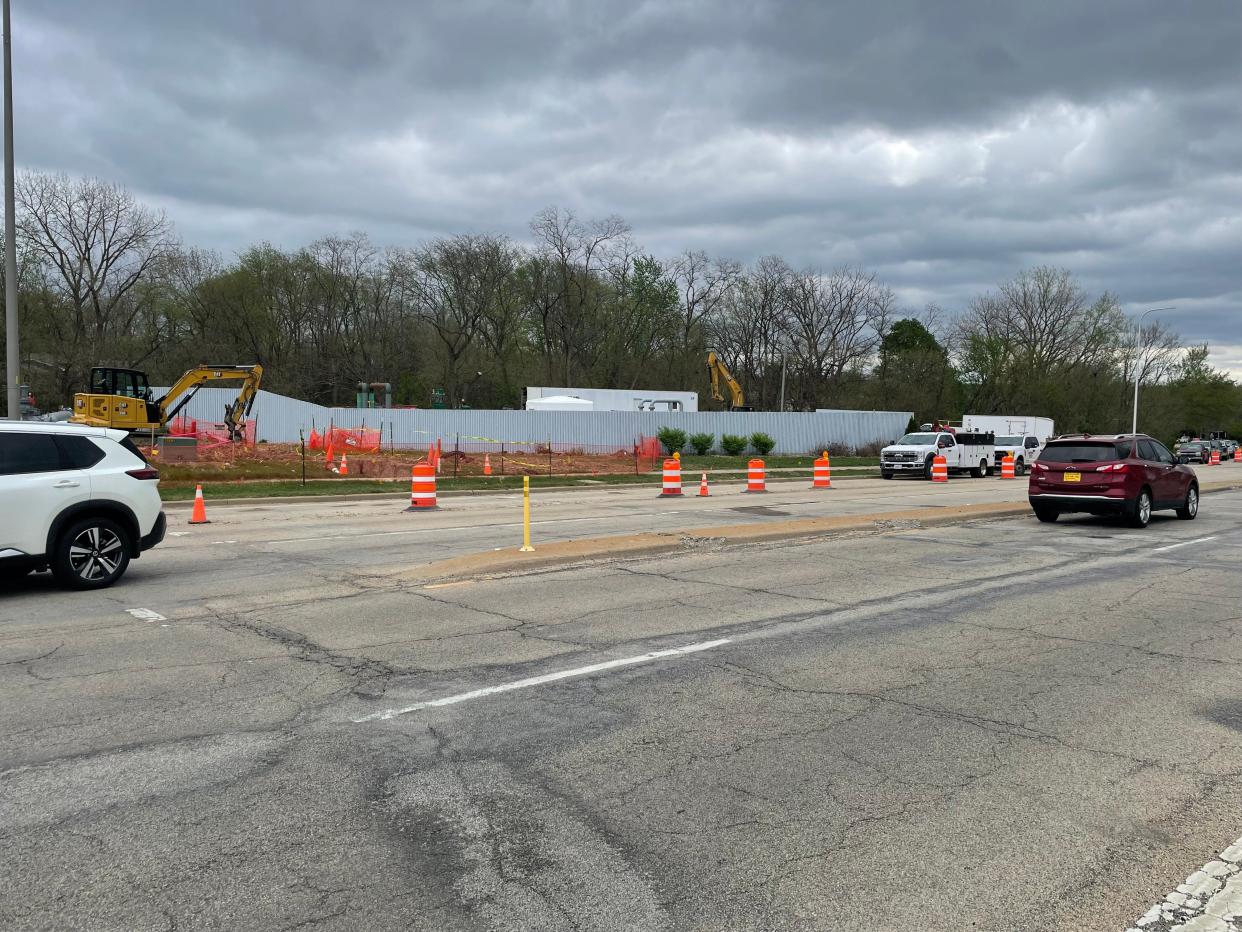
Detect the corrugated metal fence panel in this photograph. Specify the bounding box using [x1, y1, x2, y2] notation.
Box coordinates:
[162, 388, 911, 454]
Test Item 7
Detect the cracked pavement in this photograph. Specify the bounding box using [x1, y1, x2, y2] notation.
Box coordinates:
[2, 485, 1242, 930]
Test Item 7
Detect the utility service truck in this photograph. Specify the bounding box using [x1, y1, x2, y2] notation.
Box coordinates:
[880, 427, 995, 480]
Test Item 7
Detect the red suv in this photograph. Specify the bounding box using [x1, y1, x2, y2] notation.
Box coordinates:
[1028, 433, 1198, 528]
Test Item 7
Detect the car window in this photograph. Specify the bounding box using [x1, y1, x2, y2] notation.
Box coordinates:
[939, 435, 955, 447]
[54, 435, 106, 469]
[119, 437, 148, 464]
[1150, 440, 1175, 464]
[1137, 440, 1160, 462]
[1026, 437, 1039, 448]
[0, 432, 64, 475]
[1040, 441, 1131, 463]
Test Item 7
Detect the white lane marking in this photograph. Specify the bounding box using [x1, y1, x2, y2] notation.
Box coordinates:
[125, 608, 166, 623]
[1129, 836, 1242, 930]
[168, 531, 190, 537]
[1153, 536, 1218, 553]
[354, 638, 732, 723]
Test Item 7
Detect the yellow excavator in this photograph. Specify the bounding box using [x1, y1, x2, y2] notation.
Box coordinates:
[70, 364, 264, 440]
[706, 352, 751, 411]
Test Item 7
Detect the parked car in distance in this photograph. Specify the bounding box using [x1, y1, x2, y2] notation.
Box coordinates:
[1175, 440, 1211, 464]
[1028, 433, 1198, 528]
[0, 422, 166, 589]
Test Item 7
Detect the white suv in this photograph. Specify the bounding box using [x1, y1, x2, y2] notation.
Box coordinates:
[0, 421, 166, 589]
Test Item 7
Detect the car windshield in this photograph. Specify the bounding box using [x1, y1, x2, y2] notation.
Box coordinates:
[995, 435, 1021, 445]
[1040, 441, 1132, 463]
[896, 433, 939, 445]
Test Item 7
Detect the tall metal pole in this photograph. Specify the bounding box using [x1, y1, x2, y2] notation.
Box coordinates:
[1131, 307, 1175, 435]
[2, 0, 19, 420]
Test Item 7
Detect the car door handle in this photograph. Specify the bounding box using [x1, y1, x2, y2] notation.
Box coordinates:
[53, 479, 80, 488]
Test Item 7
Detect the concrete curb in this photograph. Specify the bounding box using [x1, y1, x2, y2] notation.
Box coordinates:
[403, 478, 1242, 582]
[407, 501, 1031, 581]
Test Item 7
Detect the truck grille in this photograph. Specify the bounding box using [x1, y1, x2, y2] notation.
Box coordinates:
[884, 452, 917, 462]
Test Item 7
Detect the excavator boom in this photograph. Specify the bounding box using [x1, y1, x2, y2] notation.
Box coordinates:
[706, 352, 750, 411]
[159, 365, 264, 440]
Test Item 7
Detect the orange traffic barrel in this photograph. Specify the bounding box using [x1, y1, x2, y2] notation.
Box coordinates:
[1235, 448, 1241, 463]
[1210, 449, 1221, 465]
[931, 455, 949, 483]
[1000, 454, 1015, 479]
[407, 462, 438, 510]
[660, 457, 683, 496]
[745, 458, 766, 493]
[812, 454, 832, 489]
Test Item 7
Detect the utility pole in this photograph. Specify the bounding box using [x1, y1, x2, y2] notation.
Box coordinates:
[2, 0, 18, 420]
[775, 352, 784, 412]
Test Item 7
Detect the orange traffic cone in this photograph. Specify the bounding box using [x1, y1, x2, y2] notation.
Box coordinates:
[698, 472, 710, 497]
[325, 442, 334, 469]
[484, 453, 493, 476]
[339, 453, 349, 476]
[189, 484, 210, 525]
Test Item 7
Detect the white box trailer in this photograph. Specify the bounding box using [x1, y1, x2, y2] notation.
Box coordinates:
[525, 386, 698, 412]
[962, 415, 1055, 442]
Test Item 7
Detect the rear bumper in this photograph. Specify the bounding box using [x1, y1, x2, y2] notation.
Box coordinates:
[139, 512, 167, 554]
[1029, 493, 1127, 515]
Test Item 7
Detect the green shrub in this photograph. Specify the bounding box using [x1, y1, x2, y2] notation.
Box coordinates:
[750, 432, 776, 455]
[657, 427, 688, 455]
[720, 433, 748, 456]
[688, 432, 715, 455]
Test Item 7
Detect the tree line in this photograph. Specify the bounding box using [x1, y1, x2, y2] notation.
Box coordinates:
[2, 172, 1238, 444]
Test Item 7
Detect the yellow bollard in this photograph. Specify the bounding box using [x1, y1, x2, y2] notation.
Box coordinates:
[520, 475, 535, 552]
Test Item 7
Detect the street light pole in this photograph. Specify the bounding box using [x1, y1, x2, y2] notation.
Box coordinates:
[1131, 306, 1175, 435]
[2, 0, 18, 421]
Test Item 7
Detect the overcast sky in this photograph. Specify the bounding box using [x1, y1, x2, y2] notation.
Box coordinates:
[14, 1, 1242, 372]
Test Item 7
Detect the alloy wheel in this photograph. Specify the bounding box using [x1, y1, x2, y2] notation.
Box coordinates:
[68, 526, 124, 582]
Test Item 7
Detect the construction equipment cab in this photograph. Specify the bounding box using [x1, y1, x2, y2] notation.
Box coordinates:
[71, 365, 263, 441]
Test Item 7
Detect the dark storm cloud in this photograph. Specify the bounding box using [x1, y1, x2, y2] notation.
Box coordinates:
[12, 0, 1242, 368]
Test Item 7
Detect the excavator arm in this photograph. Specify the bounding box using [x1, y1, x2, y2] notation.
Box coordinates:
[160, 365, 264, 440]
[706, 352, 748, 411]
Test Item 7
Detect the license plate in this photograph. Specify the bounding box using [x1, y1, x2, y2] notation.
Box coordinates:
[1063, 471, 1081, 482]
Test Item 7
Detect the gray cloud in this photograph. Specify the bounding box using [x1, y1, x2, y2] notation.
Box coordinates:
[12, 0, 1242, 369]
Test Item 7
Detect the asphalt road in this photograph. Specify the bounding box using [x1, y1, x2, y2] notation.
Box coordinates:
[2, 482, 1242, 930]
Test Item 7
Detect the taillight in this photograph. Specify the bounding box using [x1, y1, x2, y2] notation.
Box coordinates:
[1034, 462, 1048, 471]
[1094, 463, 1127, 473]
[126, 467, 160, 480]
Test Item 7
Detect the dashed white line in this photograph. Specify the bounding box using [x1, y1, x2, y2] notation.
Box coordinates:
[354, 638, 732, 723]
[1153, 536, 1218, 553]
[124, 608, 166, 623]
[1129, 836, 1242, 930]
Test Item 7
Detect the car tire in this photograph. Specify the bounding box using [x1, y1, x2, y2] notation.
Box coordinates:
[1016, 457, 1026, 476]
[51, 517, 132, 590]
[924, 456, 935, 480]
[971, 459, 986, 478]
[1176, 485, 1199, 521]
[1127, 488, 1153, 529]
[1034, 506, 1059, 523]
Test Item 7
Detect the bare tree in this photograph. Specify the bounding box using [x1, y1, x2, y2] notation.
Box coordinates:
[17, 172, 178, 398]
[783, 266, 893, 407]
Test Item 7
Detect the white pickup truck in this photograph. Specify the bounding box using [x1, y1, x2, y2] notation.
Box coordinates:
[880, 430, 996, 480]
